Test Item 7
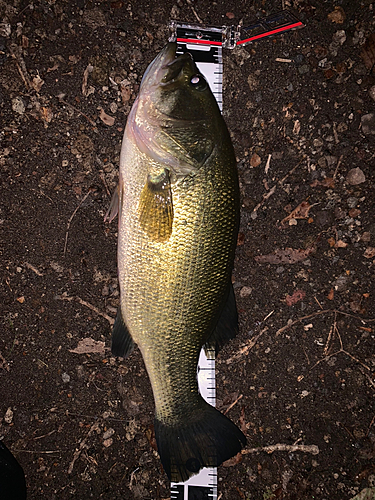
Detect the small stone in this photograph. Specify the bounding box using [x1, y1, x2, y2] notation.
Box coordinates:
[315, 210, 333, 227]
[103, 428, 115, 440]
[103, 438, 113, 448]
[332, 275, 349, 292]
[346, 168, 365, 185]
[4, 407, 13, 424]
[348, 208, 361, 218]
[298, 64, 310, 75]
[62, 372, 70, 383]
[247, 74, 258, 91]
[313, 138, 324, 147]
[240, 286, 252, 298]
[347, 197, 358, 208]
[361, 113, 375, 135]
[364, 247, 375, 259]
[361, 232, 371, 242]
[12, 97, 25, 115]
[369, 86, 375, 101]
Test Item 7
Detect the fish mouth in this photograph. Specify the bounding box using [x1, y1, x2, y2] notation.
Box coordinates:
[160, 50, 194, 86]
[140, 42, 195, 91]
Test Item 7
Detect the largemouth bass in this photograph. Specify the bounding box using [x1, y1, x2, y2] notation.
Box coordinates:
[110, 42, 246, 482]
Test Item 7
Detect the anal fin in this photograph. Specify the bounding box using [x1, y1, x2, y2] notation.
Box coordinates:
[111, 307, 135, 358]
[204, 282, 238, 356]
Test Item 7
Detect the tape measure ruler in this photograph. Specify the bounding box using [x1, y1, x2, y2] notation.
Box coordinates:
[169, 12, 304, 500]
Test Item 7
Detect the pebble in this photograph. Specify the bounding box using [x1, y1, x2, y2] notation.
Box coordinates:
[347, 197, 358, 208]
[298, 64, 310, 75]
[369, 86, 375, 101]
[332, 275, 349, 292]
[4, 407, 13, 424]
[103, 428, 115, 440]
[62, 372, 70, 383]
[240, 286, 252, 298]
[361, 113, 375, 135]
[12, 97, 25, 115]
[346, 168, 366, 185]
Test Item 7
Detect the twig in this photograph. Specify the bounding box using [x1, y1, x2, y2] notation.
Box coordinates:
[24, 262, 43, 276]
[313, 295, 323, 310]
[333, 154, 343, 180]
[33, 430, 56, 441]
[263, 310, 274, 322]
[14, 449, 60, 454]
[252, 159, 303, 214]
[68, 422, 100, 474]
[225, 327, 268, 364]
[58, 97, 98, 129]
[64, 190, 92, 256]
[186, 0, 203, 23]
[0, 351, 10, 371]
[242, 443, 319, 455]
[310, 319, 371, 373]
[224, 394, 243, 415]
[9, 44, 31, 90]
[276, 309, 329, 336]
[57, 294, 115, 325]
[366, 414, 375, 437]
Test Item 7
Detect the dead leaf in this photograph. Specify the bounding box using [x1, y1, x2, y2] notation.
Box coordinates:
[327, 288, 334, 300]
[17, 296, 25, 303]
[250, 153, 261, 168]
[40, 107, 53, 125]
[364, 247, 375, 259]
[32, 75, 44, 92]
[335, 240, 347, 248]
[280, 201, 313, 227]
[223, 452, 242, 467]
[310, 177, 335, 188]
[285, 289, 306, 306]
[99, 108, 115, 126]
[82, 64, 93, 96]
[293, 119, 301, 135]
[69, 337, 106, 355]
[327, 6, 346, 24]
[349, 293, 364, 314]
[361, 34, 375, 74]
[328, 237, 336, 248]
[239, 407, 247, 434]
[237, 232, 245, 246]
[255, 246, 315, 264]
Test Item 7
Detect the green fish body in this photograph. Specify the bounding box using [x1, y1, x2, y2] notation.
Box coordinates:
[111, 42, 246, 482]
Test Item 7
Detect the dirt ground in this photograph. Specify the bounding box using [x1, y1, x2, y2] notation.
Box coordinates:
[1, 0, 375, 499]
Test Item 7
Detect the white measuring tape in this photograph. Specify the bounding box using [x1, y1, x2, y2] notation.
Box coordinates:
[169, 14, 304, 499]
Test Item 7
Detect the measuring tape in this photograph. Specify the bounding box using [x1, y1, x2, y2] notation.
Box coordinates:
[171, 349, 216, 500]
[169, 12, 304, 499]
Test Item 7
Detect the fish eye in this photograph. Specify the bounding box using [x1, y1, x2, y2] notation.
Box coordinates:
[190, 74, 207, 91]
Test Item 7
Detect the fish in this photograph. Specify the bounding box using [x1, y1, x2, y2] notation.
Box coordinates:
[0, 441, 27, 500]
[108, 42, 246, 482]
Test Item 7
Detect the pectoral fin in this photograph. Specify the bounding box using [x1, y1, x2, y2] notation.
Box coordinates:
[111, 307, 135, 358]
[104, 183, 121, 223]
[138, 169, 173, 242]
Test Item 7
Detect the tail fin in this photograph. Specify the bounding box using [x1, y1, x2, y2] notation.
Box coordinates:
[154, 398, 246, 482]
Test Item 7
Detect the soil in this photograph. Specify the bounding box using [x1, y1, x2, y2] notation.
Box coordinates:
[1, 0, 375, 499]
